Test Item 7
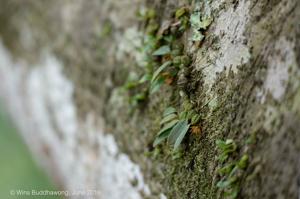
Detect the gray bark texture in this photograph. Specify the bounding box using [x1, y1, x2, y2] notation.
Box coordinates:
[0, 0, 299, 199]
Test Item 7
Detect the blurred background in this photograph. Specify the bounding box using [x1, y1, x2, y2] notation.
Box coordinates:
[0, 101, 61, 199]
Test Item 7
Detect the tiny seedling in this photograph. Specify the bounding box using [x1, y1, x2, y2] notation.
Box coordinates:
[216, 139, 237, 163]
[216, 154, 249, 199]
[216, 139, 250, 199]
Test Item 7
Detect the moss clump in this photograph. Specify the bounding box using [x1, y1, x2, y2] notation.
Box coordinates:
[123, 5, 193, 108]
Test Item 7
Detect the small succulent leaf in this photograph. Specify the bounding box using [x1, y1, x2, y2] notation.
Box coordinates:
[224, 185, 239, 199]
[237, 154, 249, 169]
[183, 100, 193, 110]
[223, 145, 237, 154]
[191, 114, 201, 125]
[124, 81, 138, 89]
[218, 153, 229, 163]
[153, 129, 171, 147]
[216, 139, 226, 147]
[171, 148, 183, 160]
[225, 139, 234, 145]
[175, 7, 187, 19]
[163, 107, 177, 117]
[160, 113, 177, 125]
[218, 163, 235, 175]
[179, 111, 188, 120]
[151, 61, 172, 82]
[186, 110, 196, 120]
[168, 120, 190, 147]
[216, 139, 236, 151]
[157, 119, 179, 136]
[152, 45, 171, 56]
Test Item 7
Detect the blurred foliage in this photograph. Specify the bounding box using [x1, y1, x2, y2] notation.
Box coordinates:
[0, 103, 62, 199]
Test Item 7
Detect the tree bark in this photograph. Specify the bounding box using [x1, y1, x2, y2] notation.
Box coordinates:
[0, 0, 299, 198]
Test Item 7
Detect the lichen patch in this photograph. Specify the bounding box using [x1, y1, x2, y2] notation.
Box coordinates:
[195, 0, 251, 89]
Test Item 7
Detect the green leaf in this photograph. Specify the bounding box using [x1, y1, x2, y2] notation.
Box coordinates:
[186, 110, 196, 120]
[175, 7, 187, 19]
[153, 129, 171, 147]
[157, 119, 179, 136]
[224, 185, 239, 199]
[132, 93, 146, 101]
[163, 107, 177, 117]
[150, 77, 165, 94]
[237, 154, 249, 169]
[171, 148, 183, 160]
[160, 113, 177, 125]
[191, 114, 201, 125]
[218, 163, 235, 175]
[168, 120, 190, 150]
[183, 100, 193, 110]
[151, 61, 172, 82]
[139, 74, 151, 84]
[216, 180, 231, 189]
[218, 153, 229, 163]
[216, 177, 237, 188]
[216, 139, 236, 151]
[228, 166, 238, 178]
[163, 35, 174, 44]
[179, 111, 188, 120]
[152, 45, 171, 56]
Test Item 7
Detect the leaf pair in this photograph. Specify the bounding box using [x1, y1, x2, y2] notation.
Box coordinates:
[153, 107, 190, 150]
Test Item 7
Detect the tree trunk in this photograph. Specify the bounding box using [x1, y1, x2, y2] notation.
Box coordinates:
[0, 0, 299, 198]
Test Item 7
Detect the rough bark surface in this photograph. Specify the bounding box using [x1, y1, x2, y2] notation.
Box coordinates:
[0, 0, 299, 199]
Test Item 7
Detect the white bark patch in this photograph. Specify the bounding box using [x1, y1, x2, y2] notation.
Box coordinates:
[256, 37, 297, 103]
[263, 37, 295, 101]
[0, 41, 151, 199]
[196, 0, 251, 88]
